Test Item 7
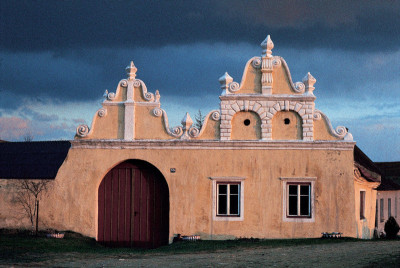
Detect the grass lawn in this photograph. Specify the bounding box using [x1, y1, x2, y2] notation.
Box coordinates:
[1, 229, 399, 266]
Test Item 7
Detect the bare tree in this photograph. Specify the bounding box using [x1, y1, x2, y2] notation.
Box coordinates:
[23, 133, 34, 142]
[194, 110, 205, 129]
[14, 180, 50, 235]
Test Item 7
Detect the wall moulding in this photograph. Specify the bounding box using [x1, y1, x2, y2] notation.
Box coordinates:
[71, 139, 355, 150]
[219, 95, 316, 102]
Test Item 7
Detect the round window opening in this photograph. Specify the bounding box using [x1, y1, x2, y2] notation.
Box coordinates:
[284, 118, 290, 125]
[244, 119, 251, 126]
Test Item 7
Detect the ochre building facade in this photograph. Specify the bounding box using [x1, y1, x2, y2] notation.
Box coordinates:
[0, 36, 379, 247]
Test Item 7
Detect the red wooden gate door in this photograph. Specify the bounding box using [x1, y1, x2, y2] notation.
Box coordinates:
[98, 160, 169, 248]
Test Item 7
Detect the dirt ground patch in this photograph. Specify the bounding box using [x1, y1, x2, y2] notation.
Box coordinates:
[3, 240, 399, 267]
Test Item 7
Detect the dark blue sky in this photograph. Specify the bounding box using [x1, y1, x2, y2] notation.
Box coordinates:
[0, 0, 399, 161]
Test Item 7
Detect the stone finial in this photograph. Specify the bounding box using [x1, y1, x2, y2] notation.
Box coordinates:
[181, 112, 193, 130]
[103, 89, 108, 99]
[219, 72, 233, 95]
[302, 72, 317, 95]
[155, 90, 160, 102]
[180, 112, 194, 140]
[126, 61, 137, 80]
[261, 35, 274, 58]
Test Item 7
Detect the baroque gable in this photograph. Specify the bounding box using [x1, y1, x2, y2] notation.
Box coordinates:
[75, 35, 353, 143]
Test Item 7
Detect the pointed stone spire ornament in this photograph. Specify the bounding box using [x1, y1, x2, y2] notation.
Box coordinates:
[261, 35, 274, 58]
[302, 72, 317, 95]
[126, 61, 137, 80]
[180, 112, 193, 140]
[219, 72, 233, 95]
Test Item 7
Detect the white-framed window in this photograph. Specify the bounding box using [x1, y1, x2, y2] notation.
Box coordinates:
[209, 177, 245, 221]
[280, 177, 316, 222]
[380, 198, 384, 222]
[388, 198, 392, 218]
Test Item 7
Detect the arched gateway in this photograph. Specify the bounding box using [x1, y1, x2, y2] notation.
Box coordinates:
[98, 160, 169, 248]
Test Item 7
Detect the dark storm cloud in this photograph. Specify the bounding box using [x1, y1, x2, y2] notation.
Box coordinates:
[1, 0, 399, 52]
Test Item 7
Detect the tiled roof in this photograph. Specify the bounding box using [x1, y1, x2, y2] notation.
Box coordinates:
[0, 141, 71, 179]
[375, 162, 400, 191]
[354, 145, 381, 183]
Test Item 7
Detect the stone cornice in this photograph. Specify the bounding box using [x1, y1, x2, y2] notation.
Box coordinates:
[219, 94, 316, 102]
[71, 139, 355, 150]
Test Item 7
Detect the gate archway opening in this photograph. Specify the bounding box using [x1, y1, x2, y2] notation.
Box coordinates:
[98, 159, 169, 248]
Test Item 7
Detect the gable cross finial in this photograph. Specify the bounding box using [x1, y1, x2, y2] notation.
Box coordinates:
[126, 61, 137, 80]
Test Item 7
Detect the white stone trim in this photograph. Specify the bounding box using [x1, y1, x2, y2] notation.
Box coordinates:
[280, 177, 316, 223]
[71, 139, 355, 151]
[220, 99, 316, 141]
[209, 177, 246, 221]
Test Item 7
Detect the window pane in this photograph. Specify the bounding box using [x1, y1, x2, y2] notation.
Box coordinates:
[300, 195, 310, 216]
[230, 194, 239, 215]
[230, 184, 239, 194]
[300, 185, 309, 195]
[289, 185, 297, 195]
[218, 184, 227, 194]
[288, 196, 297, 215]
[218, 194, 227, 215]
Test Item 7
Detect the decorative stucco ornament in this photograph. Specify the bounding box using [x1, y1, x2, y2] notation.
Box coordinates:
[133, 79, 141, 88]
[219, 72, 234, 95]
[252, 57, 262, 69]
[126, 61, 137, 80]
[188, 127, 200, 138]
[171, 126, 183, 137]
[76, 124, 89, 137]
[97, 108, 107, 117]
[228, 82, 240, 93]
[120, 79, 128, 87]
[152, 107, 162, 117]
[272, 56, 282, 67]
[211, 111, 220, 121]
[107, 92, 116, 100]
[302, 72, 316, 95]
[180, 112, 193, 140]
[313, 110, 322, 120]
[294, 82, 306, 93]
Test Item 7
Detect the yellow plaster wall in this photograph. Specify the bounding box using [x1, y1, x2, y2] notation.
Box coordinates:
[231, 112, 261, 140]
[82, 105, 124, 140]
[272, 65, 295, 95]
[135, 106, 173, 140]
[236, 64, 262, 94]
[314, 118, 340, 141]
[134, 86, 147, 102]
[196, 114, 220, 140]
[272, 111, 302, 140]
[0, 145, 357, 241]
[354, 180, 378, 239]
